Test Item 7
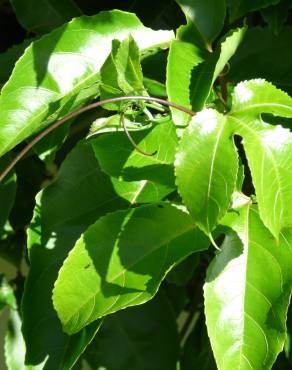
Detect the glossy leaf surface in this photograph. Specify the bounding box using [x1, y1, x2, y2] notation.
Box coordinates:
[175, 109, 238, 235]
[0, 10, 173, 158]
[86, 292, 179, 370]
[229, 80, 292, 237]
[204, 203, 292, 370]
[176, 0, 226, 46]
[53, 203, 209, 334]
[23, 141, 127, 368]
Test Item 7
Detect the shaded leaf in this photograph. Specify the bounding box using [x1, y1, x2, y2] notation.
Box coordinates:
[176, 0, 226, 47]
[175, 109, 238, 235]
[166, 253, 199, 286]
[204, 203, 292, 370]
[86, 291, 179, 370]
[261, 0, 291, 35]
[10, 0, 82, 34]
[181, 313, 217, 370]
[22, 141, 127, 368]
[229, 27, 292, 95]
[228, 0, 280, 21]
[229, 79, 292, 237]
[90, 118, 178, 188]
[0, 10, 174, 158]
[53, 203, 209, 334]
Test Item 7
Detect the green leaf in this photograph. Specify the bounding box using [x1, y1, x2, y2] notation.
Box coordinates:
[229, 79, 292, 237]
[204, 203, 292, 370]
[10, 0, 82, 34]
[110, 177, 174, 204]
[166, 253, 199, 286]
[228, 0, 281, 21]
[85, 291, 179, 370]
[166, 40, 204, 125]
[53, 202, 209, 334]
[22, 141, 127, 368]
[190, 27, 246, 111]
[229, 27, 292, 96]
[100, 35, 146, 108]
[0, 156, 17, 231]
[175, 109, 238, 235]
[90, 118, 178, 188]
[0, 39, 32, 86]
[0, 10, 174, 158]
[176, 0, 226, 47]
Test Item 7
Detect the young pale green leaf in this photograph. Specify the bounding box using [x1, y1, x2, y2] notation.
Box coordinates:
[23, 141, 127, 368]
[10, 0, 82, 34]
[53, 203, 209, 334]
[166, 40, 204, 125]
[228, 0, 280, 21]
[0, 10, 174, 158]
[100, 35, 146, 110]
[175, 109, 238, 235]
[0, 275, 16, 312]
[176, 0, 226, 47]
[0, 156, 16, 230]
[190, 27, 246, 111]
[90, 118, 178, 187]
[229, 79, 292, 237]
[85, 291, 179, 370]
[229, 27, 292, 96]
[204, 203, 292, 370]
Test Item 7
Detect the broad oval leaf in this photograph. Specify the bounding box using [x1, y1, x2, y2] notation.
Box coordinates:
[229, 79, 292, 237]
[0, 10, 173, 158]
[85, 291, 179, 370]
[23, 141, 127, 368]
[175, 109, 238, 235]
[52, 203, 209, 334]
[204, 203, 292, 370]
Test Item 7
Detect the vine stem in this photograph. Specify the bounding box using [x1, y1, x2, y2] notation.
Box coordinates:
[0, 95, 196, 183]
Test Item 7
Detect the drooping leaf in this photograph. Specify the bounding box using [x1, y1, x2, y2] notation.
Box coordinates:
[90, 118, 178, 188]
[229, 79, 292, 237]
[176, 0, 226, 47]
[204, 203, 292, 370]
[228, 0, 281, 21]
[53, 202, 209, 334]
[10, 0, 82, 34]
[175, 109, 238, 235]
[229, 27, 292, 95]
[0, 156, 17, 231]
[0, 10, 174, 158]
[22, 141, 127, 368]
[85, 291, 180, 370]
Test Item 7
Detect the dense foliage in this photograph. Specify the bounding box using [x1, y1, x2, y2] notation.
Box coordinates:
[0, 0, 292, 369]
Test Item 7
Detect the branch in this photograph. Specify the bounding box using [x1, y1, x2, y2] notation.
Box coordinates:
[0, 96, 196, 183]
